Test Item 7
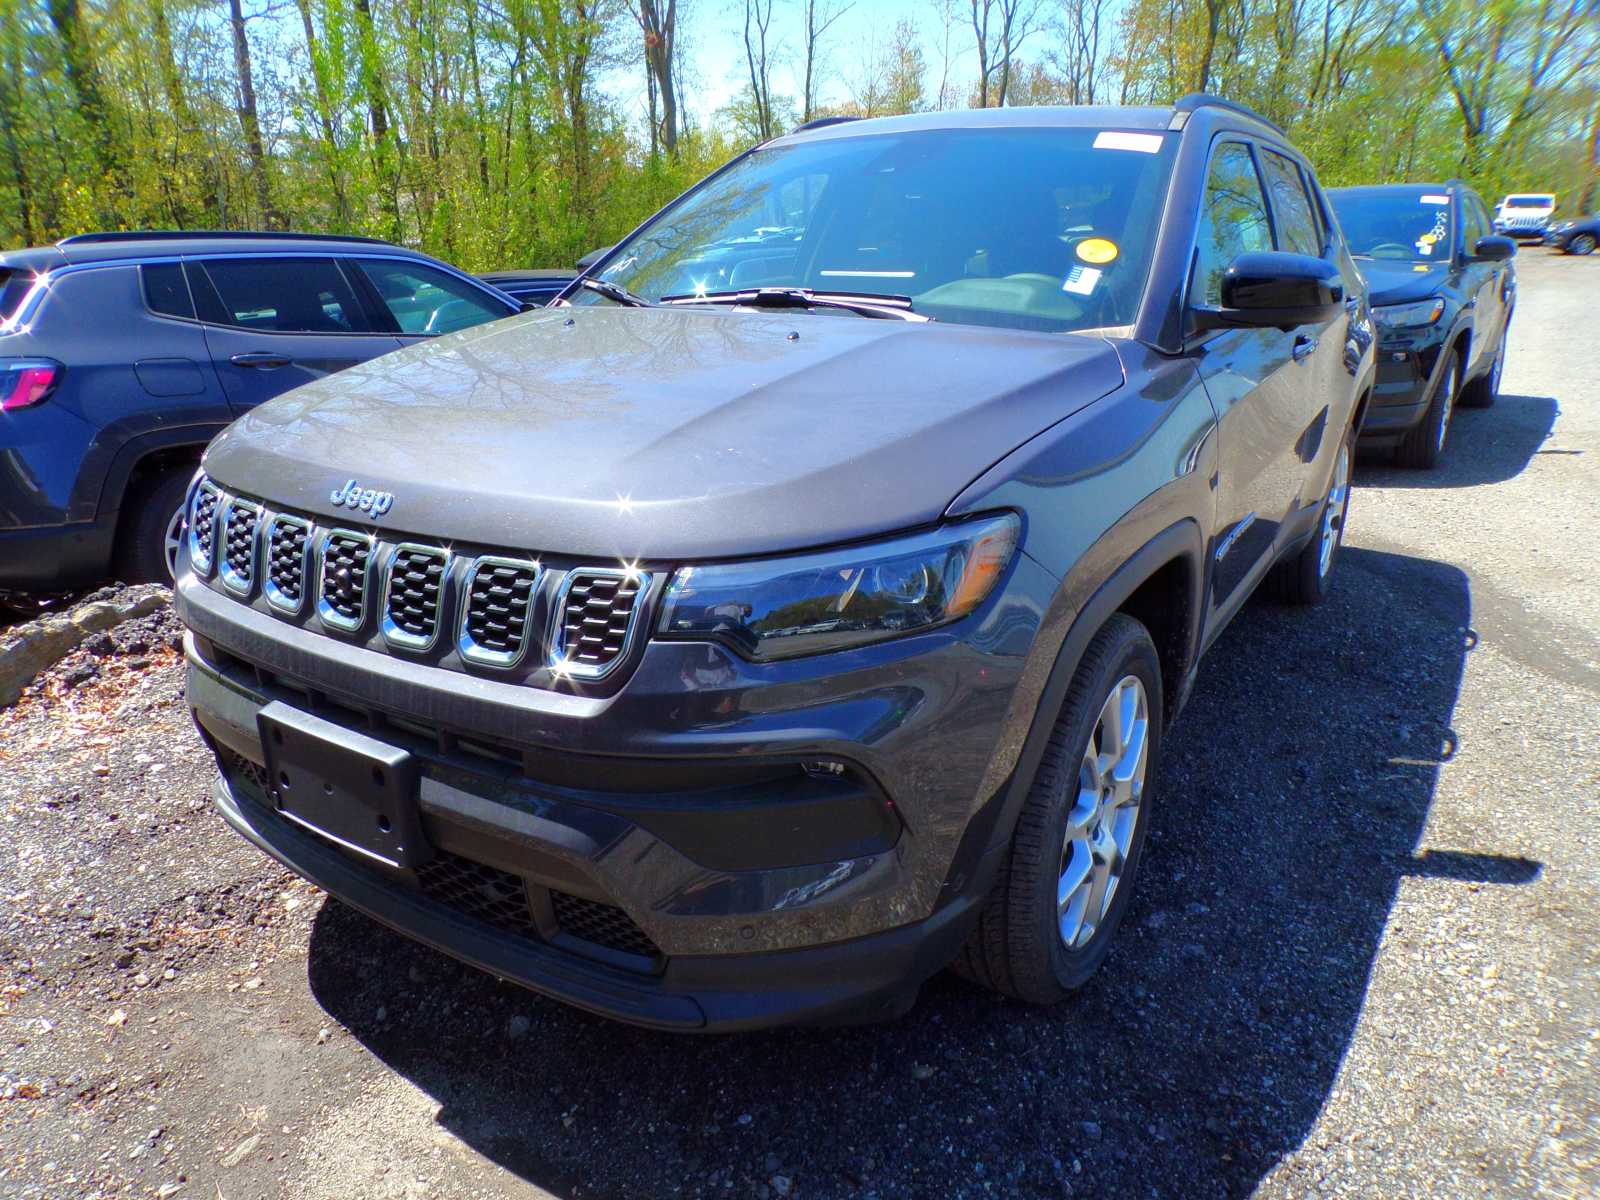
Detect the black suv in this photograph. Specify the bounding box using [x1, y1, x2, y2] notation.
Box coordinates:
[0, 232, 520, 591]
[178, 97, 1376, 1030]
[1327, 182, 1516, 468]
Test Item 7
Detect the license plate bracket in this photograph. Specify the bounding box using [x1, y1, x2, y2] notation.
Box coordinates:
[256, 701, 431, 869]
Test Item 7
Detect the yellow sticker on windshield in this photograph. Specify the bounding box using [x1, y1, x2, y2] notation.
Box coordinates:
[1077, 238, 1120, 265]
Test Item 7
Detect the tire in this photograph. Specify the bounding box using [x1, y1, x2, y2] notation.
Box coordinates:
[114, 468, 191, 585]
[1266, 424, 1353, 605]
[954, 613, 1163, 1004]
[1459, 323, 1507, 409]
[1569, 232, 1597, 256]
[1395, 348, 1459, 469]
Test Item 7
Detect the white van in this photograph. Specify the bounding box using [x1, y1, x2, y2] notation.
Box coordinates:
[1494, 193, 1556, 237]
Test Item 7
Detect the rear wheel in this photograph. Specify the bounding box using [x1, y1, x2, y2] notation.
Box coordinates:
[1395, 349, 1459, 469]
[1267, 424, 1353, 605]
[954, 614, 1162, 1003]
[1460, 329, 1507, 409]
[114, 468, 191, 585]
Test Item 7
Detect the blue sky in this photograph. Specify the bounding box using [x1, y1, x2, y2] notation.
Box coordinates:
[603, 0, 985, 127]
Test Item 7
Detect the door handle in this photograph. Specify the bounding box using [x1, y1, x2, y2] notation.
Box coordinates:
[229, 351, 291, 370]
[1292, 334, 1317, 363]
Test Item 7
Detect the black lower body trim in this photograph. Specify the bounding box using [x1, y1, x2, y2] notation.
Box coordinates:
[210, 772, 983, 1031]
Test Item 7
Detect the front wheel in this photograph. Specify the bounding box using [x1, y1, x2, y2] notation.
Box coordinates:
[1568, 232, 1597, 256]
[953, 613, 1162, 1003]
[1395, 349, 1459, 469]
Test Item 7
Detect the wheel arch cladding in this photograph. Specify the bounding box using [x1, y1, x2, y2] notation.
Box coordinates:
[941, 519, 1206, 894]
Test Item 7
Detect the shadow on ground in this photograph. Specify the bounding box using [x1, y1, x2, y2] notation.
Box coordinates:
[306, 546, 1540, 1199]
[1356, 393, 1560, 488]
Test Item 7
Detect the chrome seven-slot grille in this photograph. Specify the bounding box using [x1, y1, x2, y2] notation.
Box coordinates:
[189, 478, 649, 679]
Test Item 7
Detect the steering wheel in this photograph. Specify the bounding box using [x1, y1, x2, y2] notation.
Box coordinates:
[1368, 242, 1416, 260]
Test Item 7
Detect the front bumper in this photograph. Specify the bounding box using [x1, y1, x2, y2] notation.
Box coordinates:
[178, 546, 1053, 1027]
[1358, 331, 1447, 444]
[208, 766, 985, 1030]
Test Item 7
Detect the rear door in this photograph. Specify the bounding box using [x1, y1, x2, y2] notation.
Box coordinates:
[189, 256, 403, 414]
[348, 258, 517, 348]
[1187, 140, 1305, 619]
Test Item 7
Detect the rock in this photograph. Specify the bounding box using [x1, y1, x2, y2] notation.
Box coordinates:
[507, 1014, 531, 1039]
[0, 585, 169, 707]
[62, 659, 100, 688]
[771, 1175, 793, 1196]
[1080, 1121, 1102, 1139]
[911, 1063, 935, 1080]
[220, 1133, 260, 1168]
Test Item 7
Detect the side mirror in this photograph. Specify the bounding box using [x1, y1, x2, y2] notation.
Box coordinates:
[1193, 251, 1345, 331]
[518, 300, 539, 313]
[1471, 235, 1516, 262]
[575, 245, 612, 271]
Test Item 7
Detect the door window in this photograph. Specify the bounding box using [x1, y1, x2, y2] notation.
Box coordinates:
[1192, 142, 1274, 308]
[198, 258, 369, 333]
[1259, 149, 1322, 256]
[358, 260, 509, 335]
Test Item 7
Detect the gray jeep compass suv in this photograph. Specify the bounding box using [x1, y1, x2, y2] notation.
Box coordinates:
[177, 95, 1376, 1030]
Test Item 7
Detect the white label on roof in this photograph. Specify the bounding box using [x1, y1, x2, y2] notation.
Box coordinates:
[1093, 131, 1164, 154]
[1420, 194, 1450, 204]
[1062, 266, 1102, 296]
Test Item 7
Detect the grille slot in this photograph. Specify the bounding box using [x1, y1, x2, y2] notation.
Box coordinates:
[264, 515, 311, 613]
[556, 570, 647, 677]
[317, 530, 374, 632]
[382, 544, 450, 650]
[414, 852, 540, 941]
[218, 500, 261, 594]
[188, 481, 222, 575]
[459, 557, 541, 667]
[551, 890, 660, 959]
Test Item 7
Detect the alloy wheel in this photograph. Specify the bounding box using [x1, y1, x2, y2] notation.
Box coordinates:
[1572, 233, 1596, 256]
[1436, 358, 1459, 452]
[1318, 441, 1350, 578]
[163, 506, 185, 582]
[1059, 674, 1149, 950]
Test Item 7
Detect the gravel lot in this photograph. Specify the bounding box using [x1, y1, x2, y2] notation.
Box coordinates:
[2, 250, 1596, 1200]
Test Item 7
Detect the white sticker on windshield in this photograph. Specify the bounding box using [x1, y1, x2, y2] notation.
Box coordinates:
[1093, 131, 1163, 154]
[1420, 194, 1450, 204]
[1062, 266, 1102, 296]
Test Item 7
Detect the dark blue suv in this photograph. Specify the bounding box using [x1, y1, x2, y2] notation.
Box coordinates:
[0, 231, 520, 592]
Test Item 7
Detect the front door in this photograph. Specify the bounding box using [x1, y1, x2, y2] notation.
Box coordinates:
[188, 256, 403, 415]
[1187, 141, 1311, 620]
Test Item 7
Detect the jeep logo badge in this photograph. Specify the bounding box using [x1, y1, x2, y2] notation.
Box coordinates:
[329, 479, 395, 518]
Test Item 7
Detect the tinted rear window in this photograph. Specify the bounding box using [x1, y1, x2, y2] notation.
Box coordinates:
[0, 270, 34, 323]
[142, 263, 195, 320]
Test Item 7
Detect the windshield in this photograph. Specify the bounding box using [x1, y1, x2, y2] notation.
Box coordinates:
[573, 127, 1177, 334]
[1329, 189, 1453, 263]
[1504, 194, 1554, 208]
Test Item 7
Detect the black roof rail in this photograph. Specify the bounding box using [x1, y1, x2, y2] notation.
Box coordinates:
[56, 229, 395, 247]
[793, 116, 862, 133]
[1172, 93, 1286, 137]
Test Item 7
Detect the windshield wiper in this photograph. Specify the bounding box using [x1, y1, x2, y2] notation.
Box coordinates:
[659, 287, 930, 322]
[580, 277, 654, 307]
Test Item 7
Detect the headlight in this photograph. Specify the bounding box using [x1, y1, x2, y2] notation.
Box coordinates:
[1374, 298, 1445, 329]
[656, 514, 1020, 661]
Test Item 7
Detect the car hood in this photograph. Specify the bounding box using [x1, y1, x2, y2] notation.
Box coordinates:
[1355, 259, 1451, 307]
[204, 305, 1125, 560]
